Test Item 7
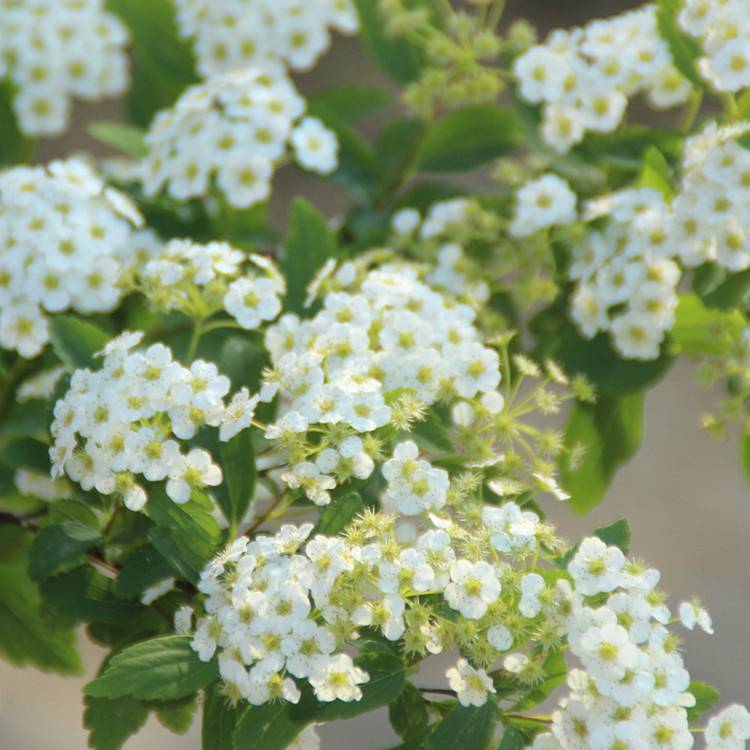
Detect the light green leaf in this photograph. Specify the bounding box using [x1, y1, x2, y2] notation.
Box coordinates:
[49, 315, 110, 369]
[282, 198, 338, 315]
[28, 522, 102, 582]
[426, 699, 498, 750]
[656, 0, 704, 89]
[88, 121, 147, 157]
[560, 393, 644, 514]
[352, 0, 424, 83]
[416, 105, 519, 173]
[313, 491, 363, 536]
[686, 681, 720, 723]
[639, 145, 674, 199]
[0, 526, 81, 674]
[671, 293, 745, 356]
[85, 635, 218, 701]
[742, 436, 750, 487]
[84, 695, 149, 750]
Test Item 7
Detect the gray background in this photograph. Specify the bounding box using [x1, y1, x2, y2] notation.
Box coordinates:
[2, 1, 749, 747]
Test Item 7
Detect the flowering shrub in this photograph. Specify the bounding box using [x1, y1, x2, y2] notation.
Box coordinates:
[1, 1, 750, 749]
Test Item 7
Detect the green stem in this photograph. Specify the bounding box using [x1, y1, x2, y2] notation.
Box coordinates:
[680, 90, 703, 132]
[201, 319, 248, 335]
[185, 318, 204, 363]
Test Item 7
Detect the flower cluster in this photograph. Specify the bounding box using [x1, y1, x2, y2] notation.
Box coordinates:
[679, 0, 750, 93]
[138, 238, 284, 331]
[141, 67, 338, 209]
[0, 0, 129, 136]
[0, 160, 143, 358]
[259, 260, 581, 516]
[569, 187, 681, 360]
[49, 332, 259, 510]
[513, 4, 691, 153]
[173, 0, 358, 78]
[185, 504, 747, 749]
[510, 174, 578, 239]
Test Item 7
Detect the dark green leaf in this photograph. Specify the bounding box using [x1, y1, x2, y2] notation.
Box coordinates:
[700, 268, 750, 310]
[594, 519, 631, 554]
[560, 393, 644, 514]
[0, 80, 27, 166]
[497, 725, 526, 750]
[49, 315, 110, 369]
[147, 486, 222, 584]
[106, 0, 197, 126]
[313, 491, 364, 536]
[115, 544, 175, 599]
[389, 682, 430, 740]
[686, 681, 720, 723]
[0, 437, 51, 473]
[41, 566, 144, 624]
[88, 121, 147, 157]
[219, 428, 256, 529]
[29, 522, 102, 581]
[203, 682, 245, 749]
[233, 702, 303, 750]
[416, 106, 519, 173]
[86, 635, 218, 700]
[307, 85, 391, 125]
[84, 695, 149, 750]
[0, 526, 81, 674]
[656, 0, 704, 88]
[154, 695, 198, 734]
[352, 0, 424, 83]
[282, 198, 339, 314]
[376, 117, 426, 195]
[49, 499, 101, 528]
[426, 699, 497, 750]
[292, 642, 406, 723]
[671, 294, 745, 356]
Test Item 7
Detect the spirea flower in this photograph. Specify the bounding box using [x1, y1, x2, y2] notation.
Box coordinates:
[513, 5, 691, 153]
[49, 332, 258, 510]
[0, 160, 143, 358]
[0, 0, 129, 136]
[173, 0, 358, 78]
[140, 67, 339, 209]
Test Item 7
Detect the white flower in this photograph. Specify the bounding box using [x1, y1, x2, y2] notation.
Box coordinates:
[519, 573, 546, 618]
[444, 560, 501, 619]
[308, 654, 369, 703]
[510, 174, 577, 238]
[220, 388, 260, 442]
[166, 448, 223, 504]
[706, 705, 750, 750]
[446, 658, 496, 707]
[679, 599, 714, 635]
[568, 537, 625, 596]
[487, 625, 513, 652]
[282, 462, 336, 506]
[291, 117, 339, 174]
[225, 276, 282, 330]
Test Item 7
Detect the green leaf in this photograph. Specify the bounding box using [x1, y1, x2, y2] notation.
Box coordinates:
[672, 293, 746, 355]
[86, 635, 218, 701]
[389, 682, 430, 741]
[742, 436, 750, 487]
[0, 80, 27, 165]
[49, 315, 110, 369]
[699, 267, 750, 310]
[686, 681, 720, 723]
[375, 117, 426, 195]
[233, 702, 303, 750]
[88, 121, 148, 157]
[115, 544, 174, 599]
[0, 437, 51, 473]
[352, 0, 424, 83]
[416, 106, 519, 173]
[0, 526, 81, 674]
[313, 491, 364, 536]
[594, 519, 631, 554]
[639, 146, 674, 199]
[497, 725, 526, 750]
[426, 699, 497, 750]
[203, 682, 245, 749]
[28, 522, 102, 581]
[514, 649, 567, 711]
[307, 85, 391, 125]
[656, 0, 704, 89]
[219, 428, 256, 529]
[560, 393, 644, 514]
[41, 566, 144, 624]
[292, 641, 406, 723]
[84, 695, 149, 750]
[154, 695, 198, 734]
[147, 486, 222, 584]
[282, 198, 339, 314]
[106, 0, 197, 126]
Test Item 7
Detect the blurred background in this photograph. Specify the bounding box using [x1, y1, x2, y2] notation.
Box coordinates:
[1, 1, 749, 747]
